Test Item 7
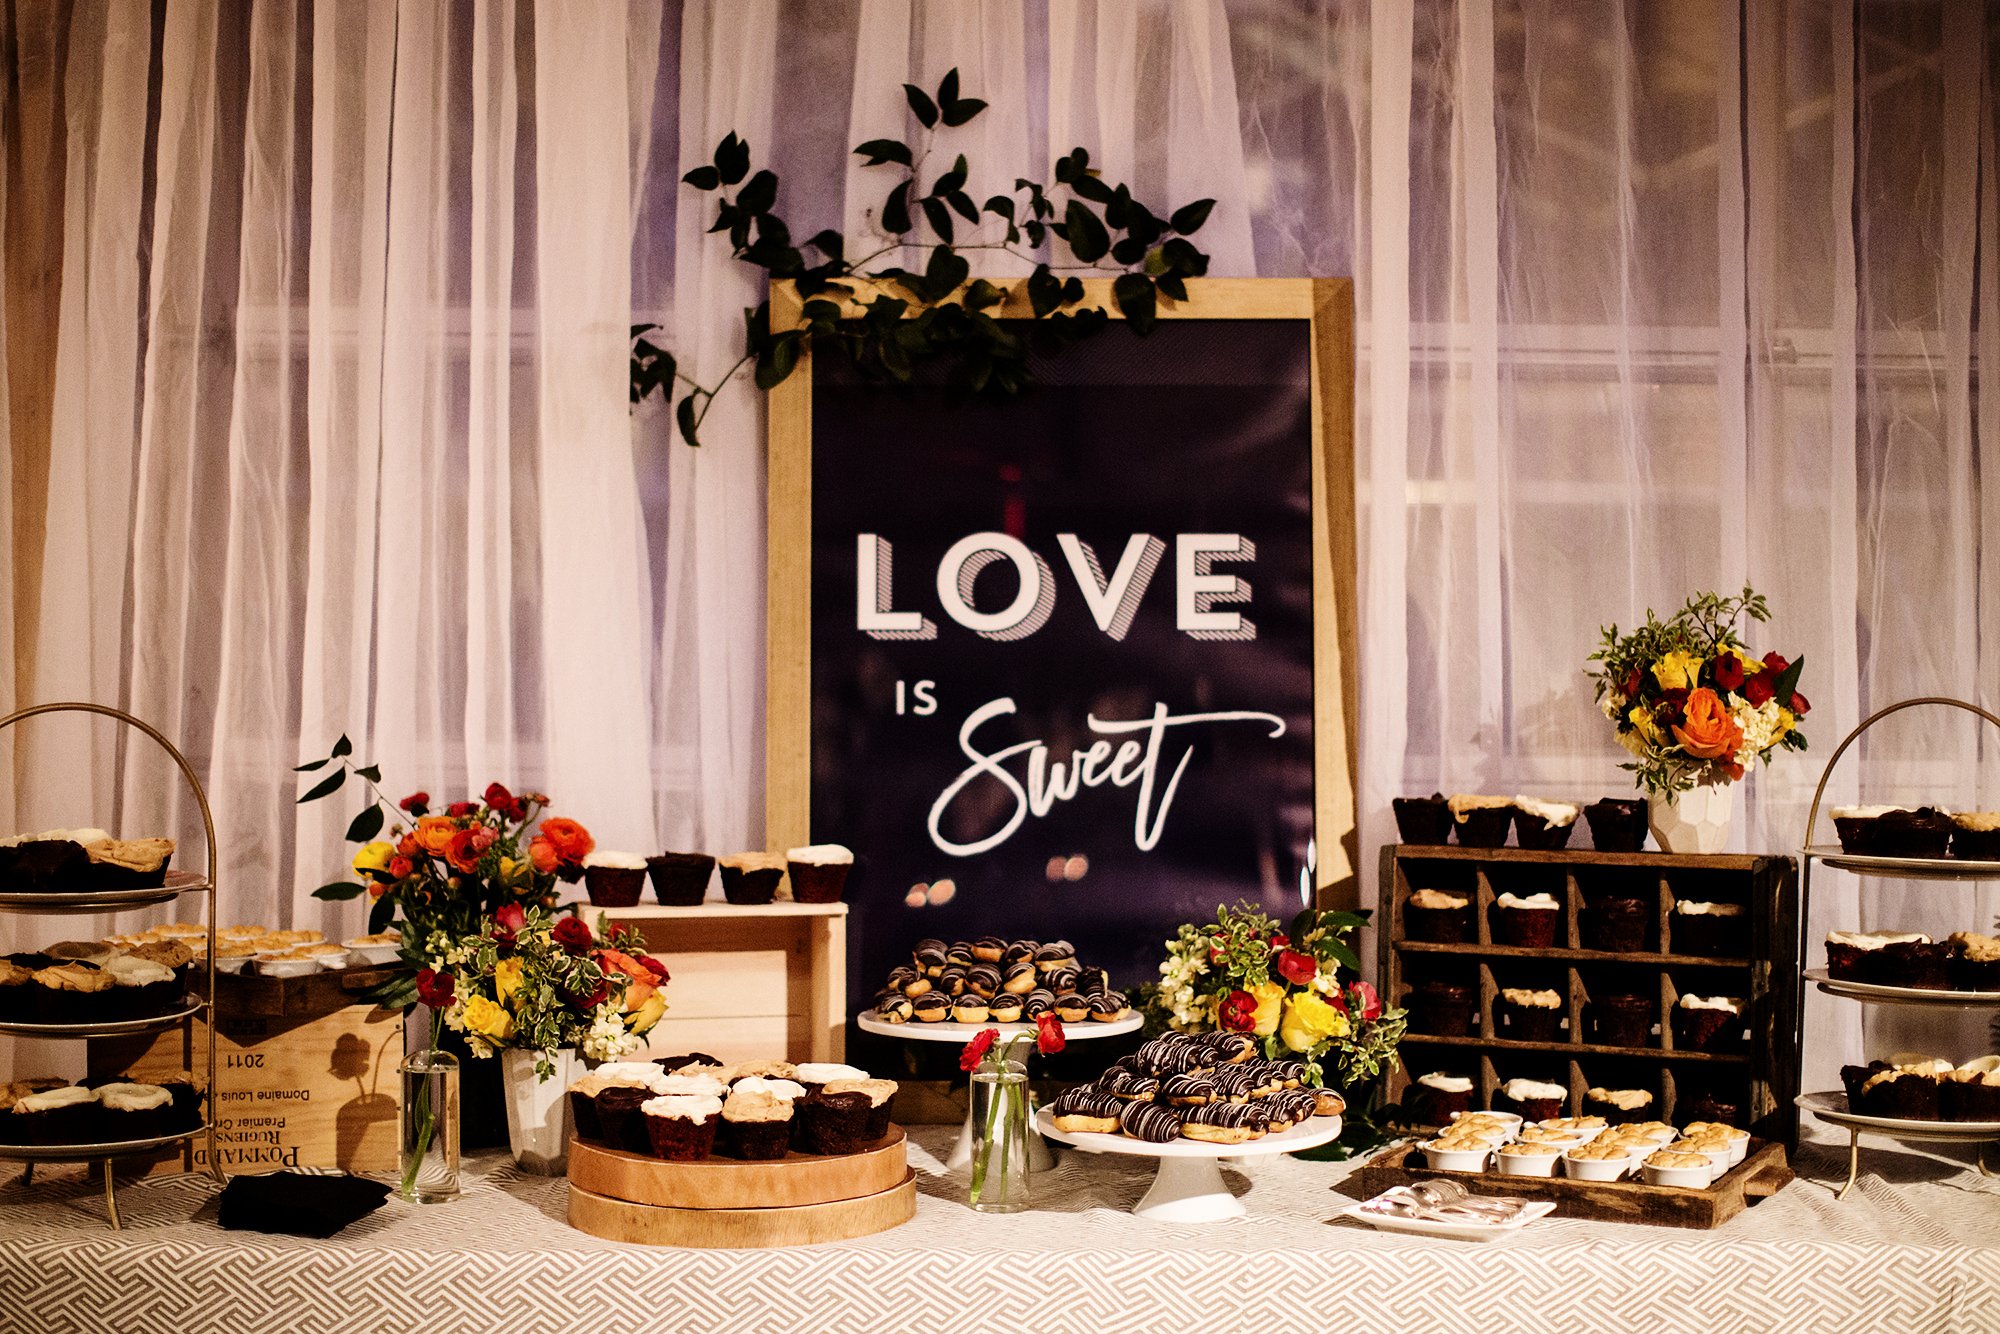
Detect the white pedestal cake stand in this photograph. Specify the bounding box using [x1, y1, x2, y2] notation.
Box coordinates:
[1034, 1106, 1343, 1223]
[856, 1011, 1142, 1171]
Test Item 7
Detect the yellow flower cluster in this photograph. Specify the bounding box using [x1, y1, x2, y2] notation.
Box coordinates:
[1279, 991, 1351, 1053]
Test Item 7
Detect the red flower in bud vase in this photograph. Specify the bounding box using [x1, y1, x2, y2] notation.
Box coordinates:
[1743, 673, 1775, 708]
[1035, 1012, 1066, 1056]
[1351, 980, 1383, 1021]
[1790, 691, 1811, 717]
[492, 902, 526, 945]
[1275, 949, 1318, 987]
[416, 968, 455, 1010]
[1219, 989, 1257, 1033]
[551, 915, 594, 955]
[446, 801, 479, 818]
[399, 791, 430, 816]
[1712, 654, 1745, 692]
[960, 1027, 998, 1072]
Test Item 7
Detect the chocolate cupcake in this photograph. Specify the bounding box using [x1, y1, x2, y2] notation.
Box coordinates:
[1669, 901, 1745, 958]
[85, 838, 174, 890]
[582, 852, 648, 907]
[1582, 896, 1650, 952]
[1411, 1072, 1474, 1125]
[643, 1094, 722, 1160]
[1404, 981, 1476, 1037]
[31, 961, 114, 1023]
[0, 958, 36, 1021]
[1497, 988, 1564, 1042]
[645, 852, 715, 906]
[1448, 796, 1514, 848]
[566, 1075, 621, 1142]
[717, 853, 786, 904]
[1498, 1077, 1567, 1122]
[1854, 1066, 1940, 1120]
[95, 1082, 172, 1141]
[1825, 931, 1949, 989]
[1584, 799, 1647, 852]
[1512, 798, 1579, 851]
[1872, 807, 1955, 859]
[1671, 994, 1742, 1052]
[1391, 793, 1452, 845]
[1589, 993, 1656, 1047]
[10, 1085, 101, 1144]
[1942, 1059, 2000, 1121]
[1831, 805, 1901, 855]
[1840, 1062, 1889, 1106]
[654, 1052, 722, 1074]
[100, 955, 181, 1020]
[1948, 933, 2000, 991]
[0, 829, 104, 892]
[1492, 892, 1561, 948]
[1405, 889, 1473, 943]
[797, 1088, 873, 1154]
[1951, 813, 2000, 862]
[594, 1085, 656, 1154]
[1583, 1085, 1654, 1125]
[785, 845, 853, 904]
[719, 1090, 795, 1159]
[823, 1077, 897, 1142]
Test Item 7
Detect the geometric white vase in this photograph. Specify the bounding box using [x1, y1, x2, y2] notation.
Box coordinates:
[1647, 781, 1738, 854]
[501, 1047, 581, 1175]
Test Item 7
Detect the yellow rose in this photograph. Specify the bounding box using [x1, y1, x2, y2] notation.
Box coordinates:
[628, 990, 667, 1036]
[1279, 992, 1350, 1052]
[493, 956, 525, 1007]
[1652, 650, 1701, 691]
[1249, 982, 1285, 1037]
[1774, 707, 1794, 741]
[1627, 705, 1663, 745]
[352, 841, 394, 876]
[461, 994, 515, 1044]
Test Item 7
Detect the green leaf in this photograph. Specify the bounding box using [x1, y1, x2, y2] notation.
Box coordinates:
[1156, 272, 1188, 302]
[1113, 273, 1156, 331]
[681, 164, 721, 191]
[924, 243, 969, 297]
[714, 132, 750, 185]
[937, 67, 960, 109]
[920, 197, 954, 243]
[933, 154, 968, 198]
[1053, 147, 1089, 183]
[368, 892, 397, 935]
[298, 768, 346, 804]
[312, 880, 366, 901]
[1024, 220, 1045, 248]
[345, 804, 385, 843]
[806, 230, 846, 262]
[963, 278, 1004, 311]
[354, 764, 381, 782]
[736, 169, 778, 215]
[755, 332, 802, 390]
[983, 194, 1016, 221]
[852, 138, 913, 167]
[294, 757, 329, 773]
[1070, 173, 1115, 206]
[881, 180, 912, 235]
[1110, 235, 1148, 266]
[942, 97, 987, 128]
[1772, 654, 1806, 702]
[1063, 200, 1110, 262]
[332, 734, 352, 758]
[1170, 198, 1216, 234]
[903, 83, 938, 128]
[675, 394, 701, 447]
[947, 191, 979, 224]
[1322, 938, 1362, 973]
[1026, 264, 1062, 317]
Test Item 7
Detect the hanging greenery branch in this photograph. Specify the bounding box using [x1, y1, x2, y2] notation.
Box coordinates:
[632, 68, 1215, 445]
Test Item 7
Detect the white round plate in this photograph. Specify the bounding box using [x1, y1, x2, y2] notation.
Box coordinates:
[0, 1123, 208, 1161]
[0, 996, 205, 1038]
[1797, 1090, 2000, 1141]
[1804, 845, 1999, 881]
[1805, 968, 2000, 1007]
[1340, 1192, 1558, 1240]
[1035, 1106, 1343, 1159]
[856, 1011, 1142, 1043]
[0, 870, 209, 915]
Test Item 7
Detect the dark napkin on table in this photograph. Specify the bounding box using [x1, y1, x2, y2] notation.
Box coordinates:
[217, 1172, 392, 1238]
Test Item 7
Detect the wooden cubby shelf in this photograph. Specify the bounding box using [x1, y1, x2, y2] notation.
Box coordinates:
[1380, 843, 1800, 1143]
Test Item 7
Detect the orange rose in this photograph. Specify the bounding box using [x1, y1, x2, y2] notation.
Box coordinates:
[413, 816, 458, 856]
[1672, 687, 1744, 761]
[594, 949, 657, 1012]
[538, 817, 594, 865]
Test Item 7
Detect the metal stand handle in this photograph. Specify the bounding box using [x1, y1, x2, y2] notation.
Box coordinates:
[1800, 695, 2000, 849]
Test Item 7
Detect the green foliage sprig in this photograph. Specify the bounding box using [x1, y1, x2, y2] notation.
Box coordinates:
[632, 67, 1216, 445]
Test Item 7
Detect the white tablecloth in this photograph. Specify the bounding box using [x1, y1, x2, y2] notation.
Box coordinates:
[0, 1128, 1995, 1333]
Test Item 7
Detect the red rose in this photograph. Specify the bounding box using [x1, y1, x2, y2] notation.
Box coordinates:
[1620, 668, 1643, 699]
[1352, 980, 1383, 1021]
[446, 828, 484, 874]
[1790, 691, 1810, 717]
[446, 801, 478, 818]
[636, 954, 670, 983]
[492, 902, 526, 944]
[1660, 687, 1689, 713]
[1219, 989, 1257, 1033]
[388, 855, 412, 880]
[399, 792, 430, 816]
[1762, 652, 1789, 674]
[1275, 949, 1317, 986]
[1712, 655, 1745, 691]
[484, 782, 514, 809]
[1743, 673, 1775, 707]
[416, 968, 455, 1009]
[959, 1027, 998, 1072]
[528, 836, 558, 875]
[1035, 1012, 1066, 1056]
[567, 979, 610, 1011]
[552, 915, 594, 954]
[1270, 933, 1289, 949]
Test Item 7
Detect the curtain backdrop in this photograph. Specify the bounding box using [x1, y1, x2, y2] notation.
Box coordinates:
[3, 0, 1996, 1099]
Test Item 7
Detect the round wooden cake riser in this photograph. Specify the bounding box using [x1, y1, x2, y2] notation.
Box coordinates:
[567, 1172, 917, 1248]
[566, 1127, 907, 1209]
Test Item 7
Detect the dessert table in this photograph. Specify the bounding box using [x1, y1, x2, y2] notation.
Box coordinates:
[0, 1128, 1995, 1333]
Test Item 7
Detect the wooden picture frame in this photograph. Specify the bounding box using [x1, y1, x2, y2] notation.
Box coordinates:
[765, 276, 1361, 907]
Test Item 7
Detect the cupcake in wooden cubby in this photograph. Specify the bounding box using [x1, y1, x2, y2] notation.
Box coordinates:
[1447, 795, 1515, 848]
[1404, 888, 1473, 944]
[1668, 899, 1745, 957]
[1496, 986, 1565, 1042]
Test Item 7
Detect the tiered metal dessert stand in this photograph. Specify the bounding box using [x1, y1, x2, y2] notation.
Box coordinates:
[1791, 696, 2000, 1197]
[0, 702, 222, 1228]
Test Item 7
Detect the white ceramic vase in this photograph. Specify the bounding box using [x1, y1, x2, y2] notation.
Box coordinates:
[501, 1047, 582, 1174]
[1647, 781, 1737, 854]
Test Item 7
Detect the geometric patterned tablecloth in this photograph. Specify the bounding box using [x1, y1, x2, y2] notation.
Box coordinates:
[0, 1128, 1995, 1334]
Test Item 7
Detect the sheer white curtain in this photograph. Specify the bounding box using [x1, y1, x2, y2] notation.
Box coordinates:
[3, 2, 1995, 1100]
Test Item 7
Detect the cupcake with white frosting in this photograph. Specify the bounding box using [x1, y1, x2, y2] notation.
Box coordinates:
[582, 851, 649, 908]
[1447, 795, 1514, 848]
[1412, 1071, 1475, 1125]
[1671, 994, 1743, 1052]
[1512, 796, 1579, 850]
[785, 845, 854, 904]
[1492, 891, 1562, 948]
[1670, 900, 1745, 957]
[1405, 888, 1473, 944]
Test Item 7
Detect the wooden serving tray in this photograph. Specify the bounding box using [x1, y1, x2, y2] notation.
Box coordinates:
[567, 1127, 907, 1210]
[1346, 1140, 1792, 1230]
[567, 1171, 916, 1249]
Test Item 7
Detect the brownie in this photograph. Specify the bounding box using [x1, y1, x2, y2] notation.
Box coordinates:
[1873, 807, 1954, 859]
[1404, 982, 1476, 1037]
[646, 852, 715, 906]
[1584, 799, 1647, 852]
[1392, 794, 1452, 845]
[1582, 898, 1650, 952]
[1854, 1069, 1939, 1120]
[593, 1086, 655, 1154]
[797, 1090, 873, 1155]
[1589, 993, 1657, 1047]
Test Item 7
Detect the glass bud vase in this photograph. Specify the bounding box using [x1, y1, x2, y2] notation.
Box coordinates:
[399, 1048, 461, 1203]
[969, 1059, 1029, 1214]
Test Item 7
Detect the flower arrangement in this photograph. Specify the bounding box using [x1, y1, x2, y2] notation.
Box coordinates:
[961, 1014, 1065, 1211]
[1140, 904, 1405, 1093]
[1586, 587, 1809, 796]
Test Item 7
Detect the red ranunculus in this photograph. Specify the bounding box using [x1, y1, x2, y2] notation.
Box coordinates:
[1275, 949, 1318, 987]
[1790, 691, 1810, 717]
[446, 801, 478, 818]
[1351, 980, 1383, 1021]
[397, 835, 418, 858]
[1219, 989, 1257, 1033]
[388, 855, 412, 880]
[492, 902, 526, 944]
[539, 818, 594, 865]
[1743, 673, 1775, 708]
[416, 968, 455, 1009]
[552, 915, 594, 954]
[1269, 933, 1289, 949]
[399, 792, 430, 816]
[1035, 1012, 1066, 1056]
[446, 828, 484, 874]
[636, 955, 670, 983]
[1712, 654, 1745, 691]
[528, 836, 558, 875]
[959, 1027, 998, 1072]
[484, 782, 514, 809]
[1762, 652, 1789, 675]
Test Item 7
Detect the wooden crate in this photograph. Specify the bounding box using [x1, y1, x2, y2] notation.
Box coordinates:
[89, 967, 403, 1176]
[1346, 1139, 1793, 1229]
[1379, 845, 1800, 1143]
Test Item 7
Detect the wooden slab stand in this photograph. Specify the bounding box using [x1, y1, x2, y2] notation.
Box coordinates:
[568, 1172, 917, 1249]
[1346, 1140, 1793, 1230]
[567, 1128, 908, 1209]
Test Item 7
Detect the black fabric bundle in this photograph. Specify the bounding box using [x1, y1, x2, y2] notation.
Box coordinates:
[216, 1172, 392, 1238]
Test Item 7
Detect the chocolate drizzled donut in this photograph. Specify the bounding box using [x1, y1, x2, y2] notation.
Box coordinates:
[964, 964, 1003, 997]
[1266, 1059, 1308, 1087]
[1044, 966, 1081, 994]
[1210, 1065, 1265, 1100]
[1265, 1089, 1320, 1123]
[1204, 1033, 1258, 1064]
[1003, 941, 1037, 967]
[1185, 1101, 1268, 1130]
[1022, 989, 1055, 1017]
[1093, 1070, 1160, 1100]
[1087, 991, 1127, 1019]
[1050, 1089, 1123, 1120]
[1119, 1101, 1182, 1143]
[1137, 1036, 1211, 1076]
[1159, 1073, 1218, 1105]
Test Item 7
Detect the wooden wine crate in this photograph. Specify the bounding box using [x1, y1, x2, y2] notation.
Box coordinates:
[1379, 845, 1800, 1143]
